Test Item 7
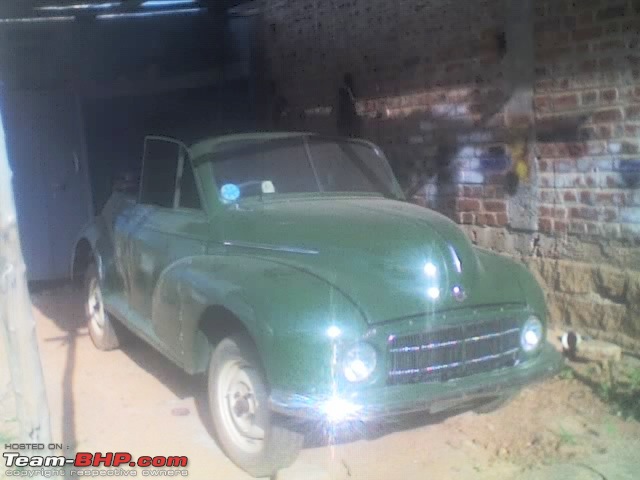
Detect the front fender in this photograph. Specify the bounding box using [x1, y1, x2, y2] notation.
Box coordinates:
[154, 254, 368, 393]
[70, 220, 107, 281]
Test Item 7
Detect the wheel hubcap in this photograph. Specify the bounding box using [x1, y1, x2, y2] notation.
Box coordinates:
[87, 279, 105, 330]
[217, 360, 266, 454]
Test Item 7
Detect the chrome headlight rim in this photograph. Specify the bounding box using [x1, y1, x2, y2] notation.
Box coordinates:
[521, 315, 544, 353]
[342, 342, 378, 383]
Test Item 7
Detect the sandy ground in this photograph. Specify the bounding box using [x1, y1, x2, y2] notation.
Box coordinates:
[2, 283, 640, 479]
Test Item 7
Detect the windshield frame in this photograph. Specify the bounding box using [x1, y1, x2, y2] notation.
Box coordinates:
[191, 134, 405, 207]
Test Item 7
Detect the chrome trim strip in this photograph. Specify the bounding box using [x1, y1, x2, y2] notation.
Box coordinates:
[389, 328, 520, 353]
[448, 244, 462, 273]
[223, 241, 320, 255]
[388, 348, 520, 377]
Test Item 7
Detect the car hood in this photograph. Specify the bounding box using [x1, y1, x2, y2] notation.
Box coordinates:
[221, 196, 527, 324]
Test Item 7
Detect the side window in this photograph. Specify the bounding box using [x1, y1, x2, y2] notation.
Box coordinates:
[139, 139, 180, 208]
[178, 158, 202, 210]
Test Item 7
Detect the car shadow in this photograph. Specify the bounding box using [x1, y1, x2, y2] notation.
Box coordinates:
[32, 282, 481, 454]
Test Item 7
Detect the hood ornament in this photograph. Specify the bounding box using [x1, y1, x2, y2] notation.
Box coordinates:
[452, 285, 466, 302]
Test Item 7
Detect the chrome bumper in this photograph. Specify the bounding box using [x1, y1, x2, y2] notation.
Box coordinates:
[269, 343, 564, 422]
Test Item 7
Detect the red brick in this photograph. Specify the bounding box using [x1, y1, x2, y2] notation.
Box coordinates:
[536, 143, 556, 158]
[484, 200, 507, 213]
[535, 95, 551, 113]
[579, 191, 593, 205]
[581, 91, 597, 105]
[553, 208, 567, 220]
[592, 109, 623, 123]
[567, 143, 586, 157]
[555, 221, 568, 233]
[496, 212, 508, 226]
[476, 213, 496, 226]
[604, 209, 617, 222]
[458, 212, 474, 224]
[573, 26, 603, 42]
[570, 207, 599, 221]
[456, 198, 481, 212]
[577, 12, 593, 25]
[539, 206, 551, 217]
[539, 218, 553, 233]
[626, 105, 640, 120]
[564, 191, 577, 202]
[580, 59, 598, 73]
[482, 185, 499, 199]
[484, 213, 497, 226]
[600, 89, 618, 103]
[463, 185, 483, 198]
[597, 126, 613, 139]
[554, 94, 579, 110]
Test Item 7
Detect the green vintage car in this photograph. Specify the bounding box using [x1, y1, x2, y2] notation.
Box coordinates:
[71, 132, 563, 477]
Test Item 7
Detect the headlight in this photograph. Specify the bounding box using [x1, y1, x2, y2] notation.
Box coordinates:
[521, 316, 543, 352]
[343, 343, 377, 382]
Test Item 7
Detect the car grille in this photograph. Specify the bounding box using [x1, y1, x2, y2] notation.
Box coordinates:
[387, 318, 521, 385]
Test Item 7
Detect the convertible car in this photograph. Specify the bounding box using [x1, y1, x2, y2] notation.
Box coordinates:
[71, 132, 563, 477]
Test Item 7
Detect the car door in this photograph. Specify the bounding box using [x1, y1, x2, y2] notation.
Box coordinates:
[127, 137, 209, 356]
[127, 137, 181, 333]
[151, 144, 210, 355]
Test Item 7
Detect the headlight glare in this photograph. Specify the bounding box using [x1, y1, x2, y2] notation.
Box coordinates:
[521, 316, 543, 352]
[343, 343, 377, 382]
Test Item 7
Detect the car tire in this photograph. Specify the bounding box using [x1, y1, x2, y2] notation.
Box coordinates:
[473, 394, 514, 415]
[84, 263, 120, 351]
[208, 334, 304, 478]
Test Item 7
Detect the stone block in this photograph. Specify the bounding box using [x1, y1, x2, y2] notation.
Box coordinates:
[577, 339, 622, 363]
[596, 266, 627, 299]
[556, 261, 594, 294]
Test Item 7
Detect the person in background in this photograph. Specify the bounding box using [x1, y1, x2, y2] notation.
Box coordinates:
[269, 81, 290, 131]
[337, 73, 361, 138]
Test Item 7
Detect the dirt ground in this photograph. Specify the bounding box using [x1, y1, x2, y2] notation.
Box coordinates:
[2, 284, 640, 479]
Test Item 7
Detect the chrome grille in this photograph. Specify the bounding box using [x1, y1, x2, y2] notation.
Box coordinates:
[387, 318, 521, 385]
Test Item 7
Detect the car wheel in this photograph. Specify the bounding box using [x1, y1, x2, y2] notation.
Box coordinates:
[473, 394, 514, 415]
[208, 335, 303, 478]
[85, 263, 120, 351]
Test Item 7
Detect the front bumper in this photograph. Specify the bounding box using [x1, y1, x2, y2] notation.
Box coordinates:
[269, 342, 564, 422]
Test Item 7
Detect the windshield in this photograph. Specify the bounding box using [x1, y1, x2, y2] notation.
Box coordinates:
[202, 136, 402, 202]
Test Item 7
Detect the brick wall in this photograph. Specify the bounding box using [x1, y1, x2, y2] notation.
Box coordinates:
[259, 0, 640, 350]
